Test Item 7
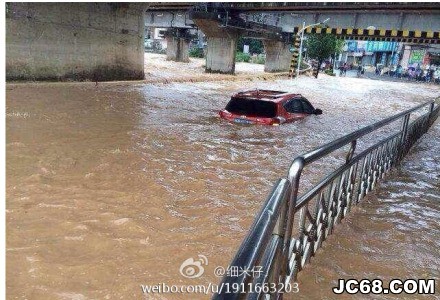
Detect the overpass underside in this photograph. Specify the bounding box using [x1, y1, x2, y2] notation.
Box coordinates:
[295, 27, 440, 44]
[190, 11, 292, 73]
[147, 3, 440, 75]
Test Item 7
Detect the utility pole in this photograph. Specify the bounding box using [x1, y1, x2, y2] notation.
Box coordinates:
[296, 18, 330, 77]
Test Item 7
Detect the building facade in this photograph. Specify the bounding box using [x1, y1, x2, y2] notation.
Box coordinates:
[338, 40, 438, 69]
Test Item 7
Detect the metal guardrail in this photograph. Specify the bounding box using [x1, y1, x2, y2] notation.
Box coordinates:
[213, 99, 439, 300]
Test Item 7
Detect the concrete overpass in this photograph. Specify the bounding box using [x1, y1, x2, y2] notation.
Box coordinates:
[6, 2, 440, 81]
[146, 2, 440, 75]
[147, 2, 440, 32]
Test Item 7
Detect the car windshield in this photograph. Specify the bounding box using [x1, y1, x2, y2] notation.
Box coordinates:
[225, 98, 277, 118]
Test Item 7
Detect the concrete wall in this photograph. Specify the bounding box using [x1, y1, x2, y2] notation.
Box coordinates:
[166, 36, 189, 62]
[145, 11, 194, 28]
[6, 3, 145, 81]
[263, 41, 291, 72]
[205, 37, 237, 74]
[191, 15, 241, 74]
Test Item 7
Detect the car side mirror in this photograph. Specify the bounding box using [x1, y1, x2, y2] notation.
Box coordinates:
[314, 108, 323, 115]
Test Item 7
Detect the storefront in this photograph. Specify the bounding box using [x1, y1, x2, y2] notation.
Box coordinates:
[408, 49, 426, 66]
[339, 41, 399, 67]
[400, 46, 439, 69]
[365, 41, 399, 66]
[425, 50, 440, 66]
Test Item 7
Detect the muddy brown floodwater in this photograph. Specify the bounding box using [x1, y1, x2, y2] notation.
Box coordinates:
[6, 76, 440, 300]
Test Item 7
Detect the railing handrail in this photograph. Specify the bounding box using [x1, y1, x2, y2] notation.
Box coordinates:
[294, 131, 401, 211]
[216, 179, 290, 292]
[296, 100, 434, 165]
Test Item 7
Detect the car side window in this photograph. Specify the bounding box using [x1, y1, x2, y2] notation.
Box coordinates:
[300, 98, 315, 114]
[284, 99, 303, 113]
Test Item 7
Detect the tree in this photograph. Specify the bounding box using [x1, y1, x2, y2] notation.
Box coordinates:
[305, 31, 342, 78]
[236, 38, 264, 55]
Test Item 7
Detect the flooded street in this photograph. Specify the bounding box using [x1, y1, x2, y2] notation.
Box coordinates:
[6, 76, 439, 300]
[143, 53, 268, 83]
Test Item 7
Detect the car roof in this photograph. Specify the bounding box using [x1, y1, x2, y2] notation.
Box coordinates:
[232, 89, 301, 103]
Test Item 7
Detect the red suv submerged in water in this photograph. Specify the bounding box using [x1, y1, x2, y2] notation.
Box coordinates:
[219, 90, 322, 126]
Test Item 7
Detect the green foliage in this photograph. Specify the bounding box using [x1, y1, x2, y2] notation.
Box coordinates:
[236, 38, 264, 54]
[335, 39, 345, 55]
[236, 52, 251, 63]
[305, 31, 339, 63]
[324, 69, 335, 76]
[305, 28, 341, 78]
[189, 47, 204, 58]
[251, 54, 266, 64]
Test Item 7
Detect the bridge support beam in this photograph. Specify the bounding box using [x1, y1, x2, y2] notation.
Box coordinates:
[263, 40, 291, 72]
[205, 37, 238, 74]
[191, 12, 242, 74]
[165, 29, 190, 62]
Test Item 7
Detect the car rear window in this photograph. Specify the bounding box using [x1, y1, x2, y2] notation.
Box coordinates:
[225, 98, 277, 118]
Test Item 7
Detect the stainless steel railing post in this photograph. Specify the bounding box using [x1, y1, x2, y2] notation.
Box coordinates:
[282, 157, 305, 283]
[268, 188, 290, 300]
[427, 102, 435, 132]
[345, 140, 357, 164]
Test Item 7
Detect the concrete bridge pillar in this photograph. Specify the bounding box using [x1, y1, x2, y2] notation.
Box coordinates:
[263, 41, 292, 72]
[165, 28, 190, 62]
[6, 3, 145, 81]
[191, 12, 242, 74]
[205, 37, 238, 74]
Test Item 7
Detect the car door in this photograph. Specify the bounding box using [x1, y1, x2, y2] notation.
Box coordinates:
[283, 98, 306, 122]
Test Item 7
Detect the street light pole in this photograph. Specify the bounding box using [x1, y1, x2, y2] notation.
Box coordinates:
[296, 21, 306, 78]
[296, 18, 330, 78]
